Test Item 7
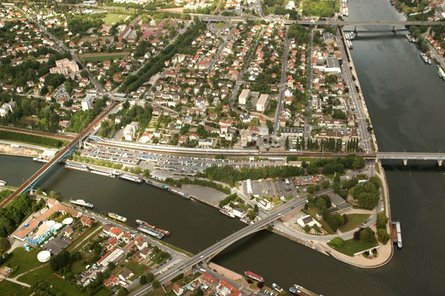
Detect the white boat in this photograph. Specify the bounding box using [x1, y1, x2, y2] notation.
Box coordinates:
[0, 180, 7, 186]
[438, 65, 445, 80]
[272, 283, 284, 293]
[108, 212, 127, 222]
[69, 199, 94, 208]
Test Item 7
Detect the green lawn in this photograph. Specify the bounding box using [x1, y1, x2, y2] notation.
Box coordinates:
[329, 238, 378, 256]
[339, 214, 370, 233]
[3, 247, 44, 277]
[80, 52, 129, 62]
[125, 260, 147, 278]
[102, 13, 130, 25]
[66, 224, 102, 252]
[18, 265, 109, 296]
[0, 280, 30, 296]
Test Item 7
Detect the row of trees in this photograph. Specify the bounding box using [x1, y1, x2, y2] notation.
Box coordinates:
[204, 155, 366, 185]
[119, 20, 206, 93]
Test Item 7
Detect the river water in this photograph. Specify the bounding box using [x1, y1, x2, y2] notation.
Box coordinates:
[1, 0, 445, 295]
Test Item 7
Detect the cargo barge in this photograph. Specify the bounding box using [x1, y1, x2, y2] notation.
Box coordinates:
[391, 221, 402, 249]
[136, 219, 170, 237]
[244, 271, 264, 283]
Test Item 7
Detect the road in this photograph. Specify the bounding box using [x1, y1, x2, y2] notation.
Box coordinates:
[336, 29, 372, 153]
[273, 26, 290, 136]
[303, 28, 314, 142]
[228, 27, 265, 114]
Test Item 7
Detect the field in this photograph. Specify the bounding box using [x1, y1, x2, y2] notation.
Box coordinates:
[4, 247, 44, 277]
[102, 13, 131, 25]
[339, 214, 370, 232]
[330, 238, 378, 256]
[0, 280, 30, 296]
[80, 52, 130, 62]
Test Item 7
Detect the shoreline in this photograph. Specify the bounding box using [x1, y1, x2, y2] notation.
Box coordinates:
[341, 28, 395, 267]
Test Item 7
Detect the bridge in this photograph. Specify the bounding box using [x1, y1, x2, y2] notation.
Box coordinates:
[0, 102, 118, 208]
[377, 152, 445, 166]
[131, 196, 309, 296]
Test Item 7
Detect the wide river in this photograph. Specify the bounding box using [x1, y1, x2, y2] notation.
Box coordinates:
[1, 0, 445, 295]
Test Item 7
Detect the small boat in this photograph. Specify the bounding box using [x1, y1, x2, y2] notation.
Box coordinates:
[438, 65, 445, 80]
[0, 180, 6, 186]
[272, 283, 284, 293]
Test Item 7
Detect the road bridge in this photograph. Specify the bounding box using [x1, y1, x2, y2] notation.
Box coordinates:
[0, 102, 118, 208]
[131, 196, 309, 296]
[377, 152, 445, 166]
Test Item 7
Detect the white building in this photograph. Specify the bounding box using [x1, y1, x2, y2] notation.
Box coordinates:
[81, 94, 95, 111]
[297, 215, 322, 228]
[238, 88, 250, 105]
[256, 94, 269, 112]
[123, 121, 140, 141]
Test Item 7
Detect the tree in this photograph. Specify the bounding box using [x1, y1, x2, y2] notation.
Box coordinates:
[359, 227, 377, 243]
[143, 169, 151, 178]
[377, 229, 390, 244]
[376, 212, 388, 229]
[152, 280, 161, 289]
[139, 275, 147, 285]
[146, 272, 155, 283]
[329, 237, 345, 248]
[50, 250, 71, 271]
[117, 287, 129, 296]
[0, 237, 10, 253]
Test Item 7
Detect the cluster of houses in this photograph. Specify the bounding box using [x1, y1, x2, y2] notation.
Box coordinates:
[171, 272, 241, 296]
[78, 222, 167, 289]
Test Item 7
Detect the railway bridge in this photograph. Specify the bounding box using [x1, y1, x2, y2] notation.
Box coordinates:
[0, 102, 118, 208]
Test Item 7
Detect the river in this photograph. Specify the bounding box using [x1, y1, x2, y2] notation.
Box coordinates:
[2, 0, 445, 295]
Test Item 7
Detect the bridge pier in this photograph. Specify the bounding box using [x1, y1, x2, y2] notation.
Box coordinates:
[403, 159, 408, 166]
[438, 159, 443, 167]
[354, 26, 358, 36]
[392, 26, 397, 34]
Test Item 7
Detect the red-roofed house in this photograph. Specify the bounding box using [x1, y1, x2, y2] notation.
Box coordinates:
[172, 283, 184, 296]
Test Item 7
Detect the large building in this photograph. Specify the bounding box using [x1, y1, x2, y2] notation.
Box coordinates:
[238, 89, 250, 105]
[50, 58, 80, 76]
[256, 94, 269, 112]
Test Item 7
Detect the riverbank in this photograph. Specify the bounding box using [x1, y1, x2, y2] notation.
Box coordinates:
[0, 141, 43, 158]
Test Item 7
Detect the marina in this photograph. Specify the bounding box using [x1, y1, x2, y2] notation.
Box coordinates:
[437, 65, 445, 80]
[288, 284, 319, 296]
[420, 52, 432, 64]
